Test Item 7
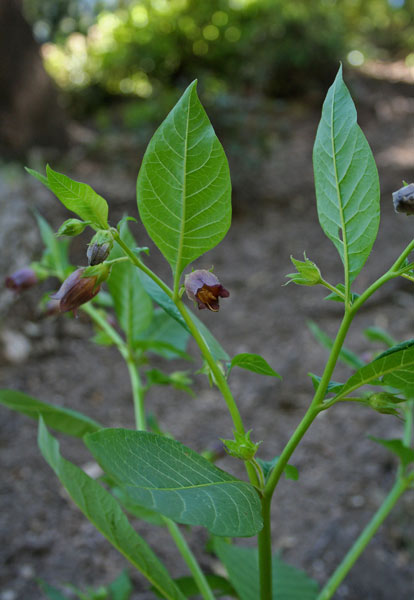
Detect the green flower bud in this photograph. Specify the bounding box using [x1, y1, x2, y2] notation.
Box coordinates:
[87, 230, 114, 265]
[57, 218, 88, 237]
[221, 430, 261, 461]
[285, 254, 322, 286]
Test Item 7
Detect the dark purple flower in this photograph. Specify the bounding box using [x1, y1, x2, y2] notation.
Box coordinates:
[184, 269, 229, 312]
[392, 183, 414, 215]
[50, 268, 101, 315]
[5, 268, 38, 292]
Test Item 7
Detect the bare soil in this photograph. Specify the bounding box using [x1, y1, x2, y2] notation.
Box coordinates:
[0, 71, 413, 600]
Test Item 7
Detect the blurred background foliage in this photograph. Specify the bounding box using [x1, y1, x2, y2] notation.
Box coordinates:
[22, 0, 414, 121]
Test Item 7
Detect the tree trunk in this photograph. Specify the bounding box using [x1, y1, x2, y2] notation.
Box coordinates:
[0, 0, 67, 157]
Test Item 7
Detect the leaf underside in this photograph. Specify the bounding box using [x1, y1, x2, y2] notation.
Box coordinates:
[86, 429, 263, 537]
[313, 66, 380, 285]
[137, 81, 231, 280]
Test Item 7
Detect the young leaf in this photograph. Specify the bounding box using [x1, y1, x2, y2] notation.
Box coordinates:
[38, 420, 186, 600]
[308, 373, 344, 395]
[37, 580, 70, 600]
[363, 327, 397, 348]
[313, 65, 380, 286]
[369, 437, 414, 468]
[107, 570, 133, 600]
[137, 81, 231, 289]
[228, 353, 281, 378]
[46, 166, 109, 230]
[256, 456, 299, 482]
[213, 540, 319, 600]
[25, 166, 51, 189]
[0, 389, 101, 437]
[308, 320, 365, 369]
[34, 211, 70, 280]
[334, 340, 414, 400]
[85, 429, 263, 537]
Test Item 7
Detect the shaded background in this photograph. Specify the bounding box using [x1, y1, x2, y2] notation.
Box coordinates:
[1, 0, 414, 599]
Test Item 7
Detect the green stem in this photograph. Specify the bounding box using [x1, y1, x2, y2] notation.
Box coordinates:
[112, 230, 173, 299]
[127, 358, 146, 431]
[176, 299, 245, 435]
[316, 477, 409, 600]
[258, 495, 273, 600]
[80, 303, 128, 359]
[163, 519, 215, 600]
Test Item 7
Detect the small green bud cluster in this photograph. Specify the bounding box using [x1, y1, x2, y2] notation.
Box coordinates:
[221, 430, 261, 461]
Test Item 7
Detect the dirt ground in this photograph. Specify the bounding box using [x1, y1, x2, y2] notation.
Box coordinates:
[1, 71, 413, 600]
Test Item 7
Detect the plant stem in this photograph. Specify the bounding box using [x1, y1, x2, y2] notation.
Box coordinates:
[112, 230, 173, 299]
[80, 303, 128, 359]
[163, 519, 215, 600]
[126, 358, 146, 431]
[316, 477, 409, 600]
[258, 495, 273, 600]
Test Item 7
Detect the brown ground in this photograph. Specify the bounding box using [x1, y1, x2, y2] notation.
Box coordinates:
[0, 70, 413, 600]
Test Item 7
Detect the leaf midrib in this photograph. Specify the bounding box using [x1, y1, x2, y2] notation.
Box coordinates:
[173, 93, 191, 296]
[123, 479, 250, 492]
[330, 80, 350, 297]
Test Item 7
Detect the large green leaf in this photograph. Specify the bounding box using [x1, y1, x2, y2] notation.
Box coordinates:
[0, 389, 101, 437]
[133, 308, 190, 359]
[334, 340, 414, 400]
[214, 540, 319, 600]
[137, 81, 231, 285]
[38, 420, 185, 600]
[46, 166, 109, 230]
[313, 66, 380, 285]
[85, 429, 263, 537]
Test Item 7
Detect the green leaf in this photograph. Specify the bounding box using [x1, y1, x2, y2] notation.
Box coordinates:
[111, 486, 166, 526]
[108, 570, 133, 600]
[137, 81, 231, 287]
[256, 456, 299, 482]
[85, 429, 263, 537]
[134, 309, 191, 360]
[46, 166, 109, 230]
[229, 353, 281, 378]
[285, 254, 322, 286]
[107, 262, 153, 342]
[37, 580, 70, 600]
[213, 540, 319, 600]
[308, 373, 344, 396]
[38, 420, 186, 600]
[153, 575, 236, 598]
[324, 283, 359, 304]
[26, 166, 51, 189]
[334, 340, 414, 400]
[369, 437, 414, 468]
[34, 211, 70, 280]
[313, 65, 380, 285]
[308, 320, 365, 369]
[363, 327, 397, 348]
[0, 389, 102, 437]
[189, 311, 230, 362]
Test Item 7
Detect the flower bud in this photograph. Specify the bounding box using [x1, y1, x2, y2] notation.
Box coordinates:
[5, 268, 37, 292]
[184, 269, 229, 311]
[221, 430, 261, 461]
[285, 254, 322, 286]
[50, 268, 101, 315]
[87, 230, 113, 266]
[57, 218, 88, 237]
[392, 183, 414, 215]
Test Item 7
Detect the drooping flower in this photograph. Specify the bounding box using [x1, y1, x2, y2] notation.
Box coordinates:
[392, 183, 414, 215]
[50, 268, 101, 314]
[184, 269, 229, 312]
[5, 268, 38, 292]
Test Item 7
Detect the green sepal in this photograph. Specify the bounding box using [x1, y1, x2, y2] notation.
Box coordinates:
[221, 430, 261, 461]
[285, 253, 322, 286]
[83, 262, 111, 285]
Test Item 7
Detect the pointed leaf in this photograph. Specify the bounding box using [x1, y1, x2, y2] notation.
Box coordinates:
[213, 540, 319, 600]
[38, 420, 186, 600]
[85, 429, 263, 537]
[313, 66, 380, 285]
[34, 211, 70, 280]
[0, 389, 102, 437]
[25, 167, 51, 189]
[108, 570, 133, 600]
[229, 353, 281, 378]
[153, 575, 236, 598]
[137, 81, 231, 283]
[46, 166, 109, 230]
[134, 308, 190, 359]
[37, 581, 70, 600]
[334, 340, 414, 400]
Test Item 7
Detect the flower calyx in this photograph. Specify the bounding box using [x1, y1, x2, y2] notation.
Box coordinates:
[221, 430, 261, 461]
[87, 230, 114, 266]
[285, 254, 322, 286]
[57, 218, 88, 237]
[184, 269, 229, 311]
